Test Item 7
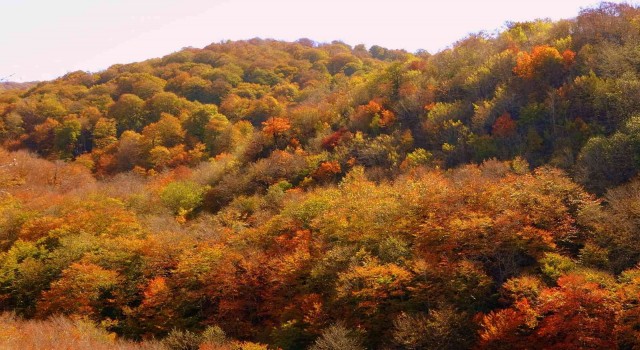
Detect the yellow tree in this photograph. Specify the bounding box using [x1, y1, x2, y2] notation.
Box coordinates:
[37, 262, 120, 320]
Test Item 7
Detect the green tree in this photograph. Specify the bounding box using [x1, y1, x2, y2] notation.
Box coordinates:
[54, 117, 82, 159]
[108, 93, 146, 133]
[145, 92, 185, 122]
[92, 117, 117, 149]
[576, 115, 640, 193]
[160, 181, 206, 218]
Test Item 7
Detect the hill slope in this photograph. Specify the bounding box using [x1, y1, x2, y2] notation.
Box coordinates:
[2, 2, 640, 349]
[0, 2, 639, 194]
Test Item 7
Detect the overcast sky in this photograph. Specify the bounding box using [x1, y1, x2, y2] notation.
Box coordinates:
[0, 0, 633, 82]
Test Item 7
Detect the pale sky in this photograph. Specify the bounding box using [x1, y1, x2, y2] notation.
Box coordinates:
[0, 0, 632, 82]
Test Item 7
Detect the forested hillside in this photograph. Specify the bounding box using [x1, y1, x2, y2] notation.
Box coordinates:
[2, 2, 640, 349]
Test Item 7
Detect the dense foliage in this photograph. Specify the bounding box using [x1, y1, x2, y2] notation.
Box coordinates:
[3, 2, 640, 349]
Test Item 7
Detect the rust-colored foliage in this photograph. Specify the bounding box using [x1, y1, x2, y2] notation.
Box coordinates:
[513, 45, 574, 81]
[261, 117, 291, 137]
[312, 161, 341, 183]
[350, 100, 396, 131]
[321, 129, 351, 150]
[492, 113, 517, 138]
[479, 274, 620, 349]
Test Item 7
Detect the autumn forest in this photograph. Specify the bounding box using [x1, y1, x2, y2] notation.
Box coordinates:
[3, 2, 640, 349]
